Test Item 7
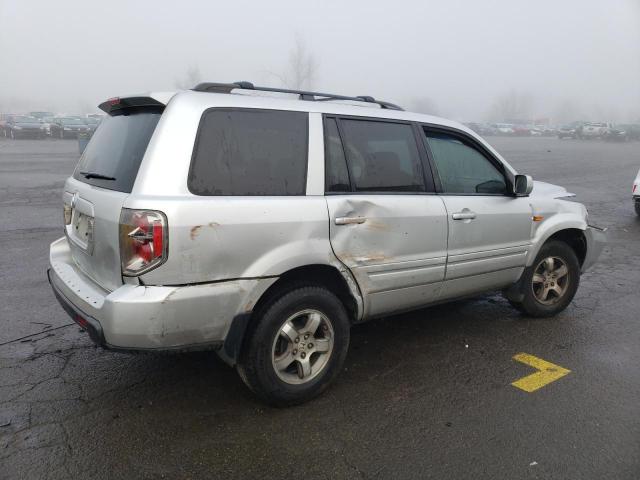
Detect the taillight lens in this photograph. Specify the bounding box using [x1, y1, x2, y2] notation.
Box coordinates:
[119, 209, 168, 276]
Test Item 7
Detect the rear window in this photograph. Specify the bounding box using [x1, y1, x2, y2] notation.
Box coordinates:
[73, 111, 161, 193]
[188, 109, 308, 196]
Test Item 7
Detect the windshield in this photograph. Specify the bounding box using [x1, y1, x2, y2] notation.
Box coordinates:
[73, 111, 162, 192]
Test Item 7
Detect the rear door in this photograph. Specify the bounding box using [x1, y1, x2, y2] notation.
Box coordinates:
[64, 106, 163, 291]
[324, 116, 448, 317]
[421, 128, 532, 297]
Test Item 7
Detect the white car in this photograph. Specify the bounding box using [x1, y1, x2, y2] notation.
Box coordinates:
[634, 168, 640, 216]
[581, 122, 611, 139]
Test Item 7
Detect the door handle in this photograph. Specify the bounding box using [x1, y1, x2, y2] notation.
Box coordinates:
[335, 216, 366, 225]
[452, 211, 477, 220]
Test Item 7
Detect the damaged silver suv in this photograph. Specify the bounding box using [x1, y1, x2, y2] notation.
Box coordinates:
[48, 82, 606, 405]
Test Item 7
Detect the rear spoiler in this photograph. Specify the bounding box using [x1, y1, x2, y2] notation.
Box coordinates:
[98, 92, 175, 115]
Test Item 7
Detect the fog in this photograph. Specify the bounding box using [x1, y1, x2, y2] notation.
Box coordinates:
[1, 0, 639, 122]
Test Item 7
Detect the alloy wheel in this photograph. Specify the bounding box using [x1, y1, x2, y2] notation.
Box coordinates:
[532, 256, 570, 305]
[271, 309, 334, 385]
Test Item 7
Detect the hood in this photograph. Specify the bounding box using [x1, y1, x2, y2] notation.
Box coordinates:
[530, 180, 575, 199]
[14, 121, 41, 127]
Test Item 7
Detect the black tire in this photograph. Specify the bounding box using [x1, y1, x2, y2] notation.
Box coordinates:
[59, 129, 64, 139]
[237, 285, 350, 407]
[508, 241, 580, 317]
[635, 201, 640, 217]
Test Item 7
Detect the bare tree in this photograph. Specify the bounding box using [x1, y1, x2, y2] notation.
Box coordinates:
[174, 65, 202, 90]
[270, 34, 318, 90]
[489, 90, 533, 122]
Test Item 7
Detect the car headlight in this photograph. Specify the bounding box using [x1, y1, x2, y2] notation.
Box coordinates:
[63, 127, 71, 131]
[14, 126, 22, 130]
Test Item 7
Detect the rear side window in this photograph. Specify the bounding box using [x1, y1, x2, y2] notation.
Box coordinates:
[424, 131, 506, 194]
[73, 111, 161, 193]
[189, 109, 308, 196]
[339, 119, 426, 192]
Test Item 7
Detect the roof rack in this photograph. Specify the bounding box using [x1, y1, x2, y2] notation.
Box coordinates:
[191, 81, 404, 111]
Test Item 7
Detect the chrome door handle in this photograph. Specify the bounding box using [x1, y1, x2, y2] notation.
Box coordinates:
[335, 216, 366, 225]
[452, 211, 476, 220]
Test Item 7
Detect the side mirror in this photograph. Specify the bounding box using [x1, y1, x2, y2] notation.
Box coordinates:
[514, 174, 533, 196]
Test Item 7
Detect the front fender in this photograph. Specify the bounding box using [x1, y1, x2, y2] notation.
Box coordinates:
[526, 213, 587, 266]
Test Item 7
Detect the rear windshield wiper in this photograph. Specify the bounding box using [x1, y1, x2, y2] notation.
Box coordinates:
[79, 171, 116, 181]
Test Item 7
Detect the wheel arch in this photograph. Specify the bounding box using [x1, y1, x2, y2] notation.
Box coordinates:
[543, 228, 587, 266]
[219, 264, 363, 366]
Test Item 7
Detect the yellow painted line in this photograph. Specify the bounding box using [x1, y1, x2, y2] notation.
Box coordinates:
[511, 353, 571, 392]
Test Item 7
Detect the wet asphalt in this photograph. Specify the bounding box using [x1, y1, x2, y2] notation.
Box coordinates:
[0, 136, 639, 479]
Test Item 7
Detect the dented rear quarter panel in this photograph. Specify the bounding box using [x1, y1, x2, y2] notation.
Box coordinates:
[133, 196, 334, 285]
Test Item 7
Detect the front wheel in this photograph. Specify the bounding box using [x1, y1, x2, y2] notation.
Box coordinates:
[507, 241, 580, 317]
[237, 286, 350, 406]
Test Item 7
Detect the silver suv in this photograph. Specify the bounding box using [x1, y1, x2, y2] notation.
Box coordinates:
[48, 82, 606, 405]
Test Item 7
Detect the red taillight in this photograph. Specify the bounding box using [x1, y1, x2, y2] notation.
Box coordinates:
[119, 209, 168, 276]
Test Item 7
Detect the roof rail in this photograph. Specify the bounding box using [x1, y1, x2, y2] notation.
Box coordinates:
[191, 82, 404, 111]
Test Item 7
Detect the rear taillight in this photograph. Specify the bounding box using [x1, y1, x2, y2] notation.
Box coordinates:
[119, 209, 168, 276]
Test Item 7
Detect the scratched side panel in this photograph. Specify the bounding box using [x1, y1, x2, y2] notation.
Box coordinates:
[131, 196, 333, 285]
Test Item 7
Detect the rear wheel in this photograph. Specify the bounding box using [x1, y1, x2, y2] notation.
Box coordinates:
[237, 286, 350, 406]
[508, 241, 580, 317]
[635, 201, 640, 217]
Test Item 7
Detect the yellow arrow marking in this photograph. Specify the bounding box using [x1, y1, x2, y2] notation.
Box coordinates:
[511, 353, 571, 392]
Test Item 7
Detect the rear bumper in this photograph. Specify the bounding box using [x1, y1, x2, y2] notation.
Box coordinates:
[48, 237, 276, 352]
[582, 225, 607, 272]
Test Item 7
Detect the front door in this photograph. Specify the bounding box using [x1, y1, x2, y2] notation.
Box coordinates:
[422, 129, 533, 298]
[323, 116, 448, 317]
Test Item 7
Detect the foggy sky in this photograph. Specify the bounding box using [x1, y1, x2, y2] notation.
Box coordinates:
[1, 0, 639, 122]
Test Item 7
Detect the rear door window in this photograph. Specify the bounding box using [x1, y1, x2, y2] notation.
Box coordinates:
[73, 111, 161, 192]
[189, 109, 308, 196]
[338, 119, 427, 192]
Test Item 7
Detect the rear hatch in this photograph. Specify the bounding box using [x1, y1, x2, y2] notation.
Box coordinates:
[63, 96, 166, 291]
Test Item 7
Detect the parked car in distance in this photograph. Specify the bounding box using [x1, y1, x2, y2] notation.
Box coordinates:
[492, 123, 515, 135]
[5, 115, 46, 139]
[0, 113, 18, 137]
[50, 117, 90, 138]
[604, 126, 629, 142]
[47, 82, 607, 406]
[39, 116, 57, 137]
[617, 124, 640, 141]
[633, 168, 640, 216]
[581, 122, 611, 139]
[557, 125, 577, 139]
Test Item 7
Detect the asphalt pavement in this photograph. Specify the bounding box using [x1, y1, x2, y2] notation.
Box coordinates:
[1, 136, 639, 479]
